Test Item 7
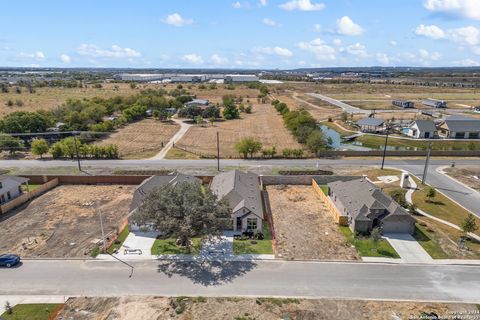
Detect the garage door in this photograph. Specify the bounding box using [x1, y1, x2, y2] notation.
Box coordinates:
[382, 220, 412, 233]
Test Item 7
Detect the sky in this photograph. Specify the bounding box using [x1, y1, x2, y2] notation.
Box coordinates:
[1, 0, 480, 69]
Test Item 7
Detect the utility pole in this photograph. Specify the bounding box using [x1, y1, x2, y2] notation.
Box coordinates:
[73, 134, 82, 172]
[381, 125, 390, 170]
[422, 141, 432, 185]
[96, 202, 106, 253]
[216, 131, 220, 171]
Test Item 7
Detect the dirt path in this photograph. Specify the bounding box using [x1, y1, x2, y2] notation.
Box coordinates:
[267, 185, 359, 261]
[150, 118, 192, 160]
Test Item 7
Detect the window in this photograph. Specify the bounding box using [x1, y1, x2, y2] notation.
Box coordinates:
[455, 132, 466, 139]
[7, 191, 11, 200]
[424, 132, 430, 138]
[0, 194, 4, 203]
[246, 218, 257, 231]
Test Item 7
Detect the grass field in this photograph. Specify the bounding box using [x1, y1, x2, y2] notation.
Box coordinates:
[1, 304, 63, 320]
[175, 103, 304, 158]
[233, 223, 273, 255]
[151, 238, 203, 255]
[273, 93, 342, 121]
[413, 224, 449, 259]
[95, 119, 179, 159]
[356, 134, 480, 150]
[339, 226, 400, 258]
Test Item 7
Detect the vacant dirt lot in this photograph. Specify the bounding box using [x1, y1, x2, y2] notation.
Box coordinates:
[57, 296, 478, 320]
[267, 185, 359, 260]
[0, 185, 135, 258]
[96, 119, 179, 159]
[444, 166, 480, 192]
[175, 103, 304, 158]
[274, 93, 341, 121]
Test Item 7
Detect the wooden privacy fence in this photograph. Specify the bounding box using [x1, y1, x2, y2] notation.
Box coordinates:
[261, 189, 277, 254]
[0, 178, 59, 215]
[311, 179, 348, 226]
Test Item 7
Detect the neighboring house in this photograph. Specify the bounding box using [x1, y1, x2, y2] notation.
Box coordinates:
[422, 98, 447, 109]
[473, 106, 480, 113]
[328, 178, 415, 234]
[392, 100, 415, 109]
[185, 99, 209, 109]
[128, 173, 201, 231]
[405, 120, 437, 139]
[0, 176, 29, 205]
[210, 170, 263, 233]
[437, 115, 480, 139]
[356, 117, 385, 133]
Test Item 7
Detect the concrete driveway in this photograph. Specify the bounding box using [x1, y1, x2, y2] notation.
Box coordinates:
[383, 233, 433, 264]
[113, 231, 158, 259]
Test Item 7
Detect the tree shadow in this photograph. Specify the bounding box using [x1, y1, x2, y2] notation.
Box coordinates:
[157, 259, 257, 286]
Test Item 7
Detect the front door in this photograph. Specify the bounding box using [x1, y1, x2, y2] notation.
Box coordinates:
[236, 217, 242, 231]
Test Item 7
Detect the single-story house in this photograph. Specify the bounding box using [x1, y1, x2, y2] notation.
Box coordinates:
[405, 120, 437, 139]
[437, 115, 480, 139]
[392, 100, 415, 109]
[128, 173, 201, 231]
[356, 117, 385, 133]
[185, 99, 209, 109]
[0, 175, 29, 205]
[423, 98, 447, 109]
[210, 170, 263, 233]
[328, 178, 415, 234]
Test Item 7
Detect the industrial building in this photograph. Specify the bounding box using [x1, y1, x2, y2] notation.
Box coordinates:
[392, 100, 415, 108]
[116, 73, 259, 83]
[422, 98, 447, 108]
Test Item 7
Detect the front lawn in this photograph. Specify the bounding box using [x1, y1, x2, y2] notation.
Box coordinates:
[1, 304, 63, 320]
[21, 184, 42, 192]
[339, 226, 400, 258]
[412, 224, 448, 259]
[107, 226, 130, 254]
[151, 237, 203, 255]
[233, 223, 273, 255]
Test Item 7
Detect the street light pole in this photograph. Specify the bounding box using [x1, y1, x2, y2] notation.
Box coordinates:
[422, 141, 432, 185]
[216, 131, 220, 171]
[73, 134, 82, 172]
[381, 125, 390, 170]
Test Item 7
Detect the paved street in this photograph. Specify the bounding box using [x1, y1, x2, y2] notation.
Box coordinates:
[1, 260, 479, 302]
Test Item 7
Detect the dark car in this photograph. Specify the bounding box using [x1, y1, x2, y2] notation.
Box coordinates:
[0, 254, 21, 268]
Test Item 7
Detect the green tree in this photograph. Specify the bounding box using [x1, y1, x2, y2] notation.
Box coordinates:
[426, 187, 436, 202]
[340, 112, 348, 122]
[306, 130, 326, 155]
[235, 137, 262, 159]
[461, 214, 478, 235]
[50, 141, 64, 159]
[370, 227, 382, 251]
[131, 180, 231, 248]
[30, 138, 49, 158]
[194, 115, 203, 126]
[0, 134, 23, 155]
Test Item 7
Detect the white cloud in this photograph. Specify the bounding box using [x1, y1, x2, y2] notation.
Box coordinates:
[182, 53, 204, 64]
[298, 38, 336, 61]
[390, 40, 397, 46]
[262, 18, 281, 27]
[255, 46, 293, 57]
[232, 1, 242, 8]
[415, 24, 479, 45]
[336, 16, 364, 36]
[210, 54, 228, 65]
[415, 24, 446, 39]
[18, 51, 45, 61]
[60, 54, 71, 64]
[423, 0, 480, 20]
[77, 44, 141, 58]
[376, 53, 391, 65]
[314, 24, 321, 32]
[279, 0, 325, 11]
[419, 49, 441, 60]
[259, 0, 267, 6]
[333, 39, 342, 46]
[346, 43, 368, 57]
[454, 58, 479, 66]
[163, 13, 193, 27]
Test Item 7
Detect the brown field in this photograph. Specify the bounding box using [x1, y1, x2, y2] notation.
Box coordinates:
[57, 296, 479, 320]
[267, 185, 359, 260]
[95, 119, 179, 159]
[0, 185, 135, 258]
[444, 166, 480, 191]
[274, 92, 341, 121]
[175, 103, 304, 158]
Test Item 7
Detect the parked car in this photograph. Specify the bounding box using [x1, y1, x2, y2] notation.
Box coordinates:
[0, 254, 21, 268]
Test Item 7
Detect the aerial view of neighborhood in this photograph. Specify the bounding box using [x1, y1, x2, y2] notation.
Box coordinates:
[1, 0, 480, 319]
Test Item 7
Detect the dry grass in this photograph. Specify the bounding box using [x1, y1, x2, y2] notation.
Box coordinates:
[274, 93, 341, 121]
[175, 103, 304, 158]
[95, 119, 179, 159]
[57, 296, 479, 320]
[267, 185, 359, 260]
[444, 166, 480, 192]
[0, 185, 135, 258]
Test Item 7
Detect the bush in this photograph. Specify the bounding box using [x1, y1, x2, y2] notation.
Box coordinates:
[30, 138, 49, 158]
[235, 137, 262, 158]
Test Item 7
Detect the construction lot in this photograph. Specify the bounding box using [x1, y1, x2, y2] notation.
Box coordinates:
[267, 185, 359, 260]
[56, 296, 479, 320]
[444, 166, 480, 192]
[175, 103, 304, 158]
[96, 119, 179, 159]
[0, 185, 135, 258]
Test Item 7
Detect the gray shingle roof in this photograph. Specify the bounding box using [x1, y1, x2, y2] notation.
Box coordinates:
[210, 170, 263, 219]
[328, 178, 409, 222]
[357, 118, 385, 127]
[130, 173, 201, 212]
[410, 120, 436, 132]
[443, 115, 480, 132]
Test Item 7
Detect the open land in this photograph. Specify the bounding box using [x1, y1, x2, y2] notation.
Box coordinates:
[266, 185, 359, 260]
[444, 166, 480, 192]
[95, 119, 179, 159]
[175, 103, 304, 158]
[0, 185, 135, 258]
[55, 296, 480, 320]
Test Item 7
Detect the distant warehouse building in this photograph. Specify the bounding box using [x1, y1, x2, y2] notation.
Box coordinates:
[117, 74, 167, 82]
[392, 100, 415, 109]
[225, 74, 259, 83]
[422, 98, 447, 108]
[171, 74, 207, 83]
